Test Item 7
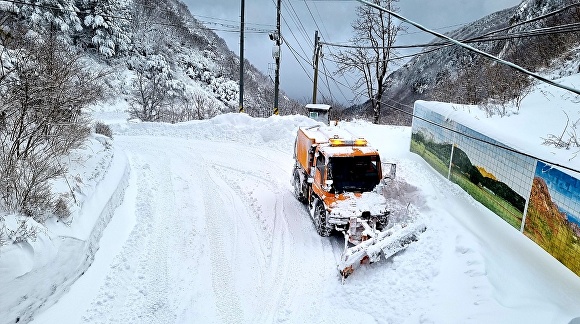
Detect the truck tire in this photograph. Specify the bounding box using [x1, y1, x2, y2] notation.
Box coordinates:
[293, 170, 306, 203]
[314, 200, 332, 237]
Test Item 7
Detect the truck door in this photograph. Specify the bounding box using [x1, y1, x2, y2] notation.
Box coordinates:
[313, 154, 326, 193]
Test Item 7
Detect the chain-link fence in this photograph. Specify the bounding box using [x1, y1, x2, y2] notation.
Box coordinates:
[411, 102, 580, 276]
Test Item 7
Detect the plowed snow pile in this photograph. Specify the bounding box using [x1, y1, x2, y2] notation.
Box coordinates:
[21, 108, 580, 324]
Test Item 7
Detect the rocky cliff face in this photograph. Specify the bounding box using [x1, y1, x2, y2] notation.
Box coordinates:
[525, 176, 580, 275]
[526, 177, 567, 238]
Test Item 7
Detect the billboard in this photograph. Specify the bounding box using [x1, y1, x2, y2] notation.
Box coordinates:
[411, 103, 579, 276]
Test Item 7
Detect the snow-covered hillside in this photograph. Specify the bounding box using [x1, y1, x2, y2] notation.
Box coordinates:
[0, 0, 298, 123]
[3, 100, 574, 323]
[358, 0, 580, 125]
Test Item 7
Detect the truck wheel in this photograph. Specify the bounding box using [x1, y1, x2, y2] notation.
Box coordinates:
[314, 200, 332, 237]
[293, 170, 306, 203]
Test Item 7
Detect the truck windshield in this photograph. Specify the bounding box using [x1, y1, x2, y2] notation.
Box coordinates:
[328, 156, 380, 193]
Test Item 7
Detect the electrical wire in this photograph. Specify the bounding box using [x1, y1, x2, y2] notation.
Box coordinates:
[354, 0, 580, 96]
[191, 13, 274, 28]
[298, 0, 353, 103]
[320, 22, 580, 50]
[281, 0, 314, 60]
[285, 0, 313, 45]
[0, 0, 271, 33]
[283, 37, 314, 84]
[317, 1, 580, 74]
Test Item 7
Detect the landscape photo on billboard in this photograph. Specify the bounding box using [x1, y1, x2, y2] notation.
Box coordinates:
[410, 109, 532, 230]
[447, 124, 534, 230]
[410, 128, 452, 178]
[410, 106, 455, 178]
[525, 161, 580, 275]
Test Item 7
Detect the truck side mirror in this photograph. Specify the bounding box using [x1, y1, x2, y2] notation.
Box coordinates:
[382, 163, 396, 180]
[323, 180, 333, 191]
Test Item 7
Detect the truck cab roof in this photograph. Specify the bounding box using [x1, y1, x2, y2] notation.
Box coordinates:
[300, 126, 380, 158]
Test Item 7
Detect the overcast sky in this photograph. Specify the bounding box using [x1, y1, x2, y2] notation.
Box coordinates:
[184, 0, 522, 106]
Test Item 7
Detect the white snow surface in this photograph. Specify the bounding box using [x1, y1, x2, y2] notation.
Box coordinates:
[21, 112, 579, 323]
[330, 192, 389, 218]
[3, 87, 580, 323]
[416, 72, 580, 178]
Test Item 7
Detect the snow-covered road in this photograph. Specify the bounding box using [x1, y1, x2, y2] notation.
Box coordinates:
[78, 136, 332, 323]
[32, 115, 580, 324]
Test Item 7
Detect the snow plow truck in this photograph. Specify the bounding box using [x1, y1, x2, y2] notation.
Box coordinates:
[292, 125, 426, 281]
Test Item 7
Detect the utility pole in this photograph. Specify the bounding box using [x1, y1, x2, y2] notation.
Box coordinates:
[239, 0, 245, 113]
[311, 30, 321, 104]
[272, 0, 281, 115]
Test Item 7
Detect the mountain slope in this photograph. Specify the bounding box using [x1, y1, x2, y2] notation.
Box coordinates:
[349, 0, 580, 125]
[0, 0, 300, 121]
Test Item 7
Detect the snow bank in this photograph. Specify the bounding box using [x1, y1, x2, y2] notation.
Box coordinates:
[0, 136, 129, 324]
[105, 112, 320, 151]
[415, 73, 580, 176]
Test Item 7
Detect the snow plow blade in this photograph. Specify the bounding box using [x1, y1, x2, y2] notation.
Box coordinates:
[338, 221, 426, 281]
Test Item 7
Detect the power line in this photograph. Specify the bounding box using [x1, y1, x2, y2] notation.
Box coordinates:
[306, 2, 580, 74]
[194, 19, 271, 33]
[307, 0, 353, 104]
[301, 0, 325, 41]
[0, 0, 270, 33]
[285, 37, 361, 101]
[283, 37, 315, 84]
[282, 0, 314, 59]
[398, 21, 470, 37]
[298, 0, 351, 103]
[310, 0, 332, 41]
[320, 20, 580, 50]
[321, 56, 351, 103]
[318, 0, 580, 77]
[191, 13, 275, 28]
[384, 100, 580, 175]
[354, 0, 580, 97]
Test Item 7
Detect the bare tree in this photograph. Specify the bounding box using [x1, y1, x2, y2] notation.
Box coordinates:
[332, 0, 403, 124]
[129, 70, 166, 121]
[192, 93, 209, 120]
[0, 29, 104, 221]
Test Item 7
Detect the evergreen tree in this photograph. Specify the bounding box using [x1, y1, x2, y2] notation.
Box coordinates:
[12, 0, 81, 32]
[78, 0, 133, 56]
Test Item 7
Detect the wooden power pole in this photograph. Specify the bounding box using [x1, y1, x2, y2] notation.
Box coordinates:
[239, 0, 245, 113]
[312, 30, 321, 104]
[273, 0, 281, 115]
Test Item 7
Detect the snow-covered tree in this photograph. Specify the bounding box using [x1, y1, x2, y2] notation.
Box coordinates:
[78, 0, 133, 57]
[9, 0, 81, 32]
[0, 30, 104, 221]
[128, 54, 186, 121]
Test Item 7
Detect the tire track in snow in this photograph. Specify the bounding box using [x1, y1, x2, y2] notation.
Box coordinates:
[81, 141, 206, 323]
[206, 146, 331, 323]
[80, 136, 338, 323]
[208, 162, 286, 322]
[127, 153, 175, 323]
[195, 156, 245, 324]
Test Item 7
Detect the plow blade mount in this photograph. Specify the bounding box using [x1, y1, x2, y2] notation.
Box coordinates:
[338, 221, 426, 281]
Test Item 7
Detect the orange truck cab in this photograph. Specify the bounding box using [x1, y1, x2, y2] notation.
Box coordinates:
[292, 125, 395, 240]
